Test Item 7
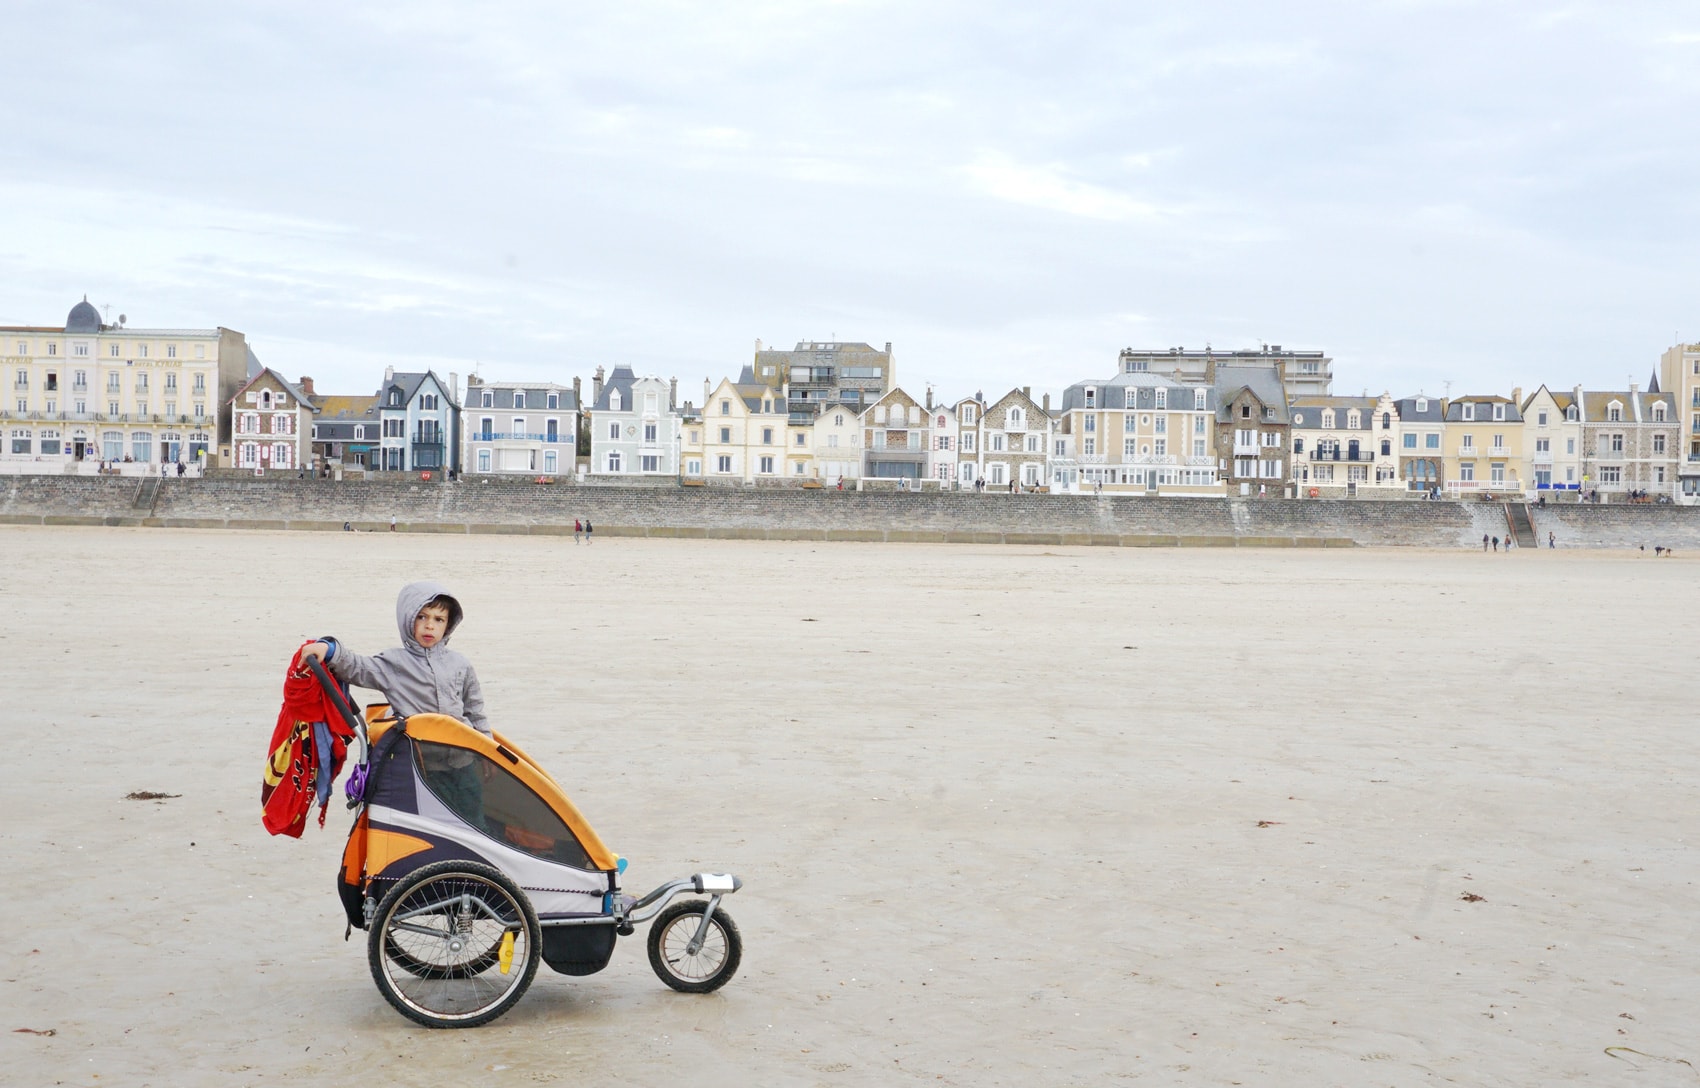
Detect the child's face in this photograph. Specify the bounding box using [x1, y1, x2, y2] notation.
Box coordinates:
[413, 603, 451, 648]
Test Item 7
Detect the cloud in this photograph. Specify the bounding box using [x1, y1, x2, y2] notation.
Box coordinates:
[961, 153, 1175, 222]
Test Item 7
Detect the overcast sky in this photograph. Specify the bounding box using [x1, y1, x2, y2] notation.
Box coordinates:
[4, 1, 1696, 403]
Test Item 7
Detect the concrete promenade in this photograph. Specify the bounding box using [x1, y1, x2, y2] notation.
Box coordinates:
[2, 474, 1697, 548]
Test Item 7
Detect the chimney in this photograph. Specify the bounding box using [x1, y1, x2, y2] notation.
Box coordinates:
[755, 338, 763, 353]
[572, 375, 582, 407]
[1022, 386, 1031, 401]
[298, 375, 315, 398]
[704, 378, 711, 405]
[925, 385, 934, 411]
[1513, 386, 1524, 405]
[884, 341, 891, 354]
[384, 365, 395, 384]
[449, 371, 458, 402]
[670, 377, 678, 410]
[592, 366, 605, 404]
[1042, 393, 1050, 412]
[1628, 381, 1638, 395]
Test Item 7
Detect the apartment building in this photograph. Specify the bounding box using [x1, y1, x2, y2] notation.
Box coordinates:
[1118, 343, 1332, 398]
[465, 375, 580, 477]
[1, 297, 249, 471]
[1520, 386, 1582, 494]
[1058, 373, 1217, 493]
[1576, 386, 1677, 499]
[1657, 342, 1700, 502]
[1443, 393, 1524, 496]
[373, 368, 459, 474]
[751, 340, 894, 421]
[681, 369, 789, 484]
[1213, 365, 1290, 494]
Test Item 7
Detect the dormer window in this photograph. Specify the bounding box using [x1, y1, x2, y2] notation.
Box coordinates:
[1492, 403, 1505, 421]
[1566, 405, 1578, 421]
[547, 393, 559, 409]
[1322, 410, 1335, 429]
[1241, 405, 1251, 418]
[1154, 389, 1166, 410]
[1653, 403, 1666, 421]
[1608, 403, 1622, 422]
[610, 390, 621, 411]
[1194, 389, 1206, 410]
[1084, 388, 1096, 408]
[389, 391, 401, 406]
[1462, 404, 1474, 421]
[1381, 412, 1391, 429]
[481, 391, 493, 407]
[514, 392, 525, 409]
[1347, 410, 1360, 429]
[1416, 398, 1427, 413]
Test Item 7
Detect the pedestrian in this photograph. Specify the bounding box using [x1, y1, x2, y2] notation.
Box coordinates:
[574, 518, 582, 545]
[584, 518, 593, 544]
[390, 514, 397, 532]
[1482, 533, 1490, 551]
[1008, 480, 1015, 494]
[178, 461, 186, 478]
[1492, 536, 1499, 552]
[1548, 531, 1555, 549]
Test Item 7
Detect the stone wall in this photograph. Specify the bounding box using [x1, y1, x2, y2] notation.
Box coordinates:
[2, 475, 1696, 548]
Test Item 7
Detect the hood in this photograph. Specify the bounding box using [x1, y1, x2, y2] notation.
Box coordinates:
[395, 580, 464, 650]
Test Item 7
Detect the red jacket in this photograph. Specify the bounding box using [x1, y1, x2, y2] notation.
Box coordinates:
[262, 642, 358, 837]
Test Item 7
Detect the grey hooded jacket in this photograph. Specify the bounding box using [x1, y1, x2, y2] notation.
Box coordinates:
[322, 580, 490, 735]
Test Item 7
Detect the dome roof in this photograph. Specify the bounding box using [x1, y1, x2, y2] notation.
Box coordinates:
[65, 297, 102, 333]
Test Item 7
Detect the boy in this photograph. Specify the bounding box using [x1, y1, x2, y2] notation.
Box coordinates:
[298, 581, 489, 824]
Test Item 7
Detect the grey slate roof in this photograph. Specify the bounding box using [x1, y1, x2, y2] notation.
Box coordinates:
[1289, 396, 1375, 431]
[592, 365, 638, 412]
[1214, 366, 1291, 423]
[1394, 395, 1446, 422]
[1444, 396, 1522, 423]
[465, 383, 578, 411]
[65, 298, 102, 333]
[1058, 371, 1209, 413]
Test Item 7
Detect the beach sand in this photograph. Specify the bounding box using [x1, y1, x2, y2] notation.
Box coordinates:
[2, 525, 1696, 1086]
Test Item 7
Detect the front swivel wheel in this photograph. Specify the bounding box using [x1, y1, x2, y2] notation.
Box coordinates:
[647, 899, 742, 993]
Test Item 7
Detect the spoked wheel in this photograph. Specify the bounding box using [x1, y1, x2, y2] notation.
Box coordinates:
[368, 861, 540, 1028]
[647, 900, 742, 993]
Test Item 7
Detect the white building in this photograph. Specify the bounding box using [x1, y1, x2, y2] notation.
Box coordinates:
[587, 366, 679, 477]
[462, 376, 579, 477]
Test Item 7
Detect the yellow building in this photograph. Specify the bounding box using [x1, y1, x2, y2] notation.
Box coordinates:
[680, 371, 789, 484]
[1, 297, 250, 473]
[1443, 391, 1525, 497]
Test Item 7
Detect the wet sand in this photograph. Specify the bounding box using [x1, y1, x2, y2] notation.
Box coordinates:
[2, 526, 1696, 1085]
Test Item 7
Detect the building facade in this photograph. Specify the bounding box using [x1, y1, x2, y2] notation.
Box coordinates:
[585, 367, 673, 477]
[374, 369, 459, 474]
[1576, 387, 1677, 500]
[310, 394, 380, 476]
[1289, 396, 1377, 494]
[751, 340, 894, 421]
[466, 376, 579, 477]
[1, 298, 247, 473]
[230, 369, 316, 475]
[1520, 386, 1582, 494]
[862, 387, 931, 482]
[1657, 342, 1700, 502]
[1118, 344, 1332, 398]
[1213, 365, 1290, 494]
[1443, 393, 1524, 497]
[1058, 373, 1218, 493]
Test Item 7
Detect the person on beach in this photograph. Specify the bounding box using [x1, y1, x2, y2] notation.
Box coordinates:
[1548, 531, 1555, 549]
[1492, 536, 1499, 552]
[584, 518, 594, 544]
[1483, 533, 1490, 551]
[574, 518, 582, 544]
[390, 514, 397, 532]
[297, 582, 490, 826]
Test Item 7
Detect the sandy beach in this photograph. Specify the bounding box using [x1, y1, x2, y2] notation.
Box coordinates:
[2, 525, 1696, 1086]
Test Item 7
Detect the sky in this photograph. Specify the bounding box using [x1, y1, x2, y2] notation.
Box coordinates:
[4, 1, 1697, 404]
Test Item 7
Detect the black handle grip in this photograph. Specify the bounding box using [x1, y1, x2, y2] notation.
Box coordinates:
[305, 654, 363, 737]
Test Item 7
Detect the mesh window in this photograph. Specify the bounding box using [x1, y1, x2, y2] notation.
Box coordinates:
[415, 740, 593, 869]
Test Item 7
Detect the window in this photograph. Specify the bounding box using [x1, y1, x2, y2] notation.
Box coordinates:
[646, 423, 658, 443]
[762, 427, 774, 445]
[1425, 433, 1440, 449]
[108, 343, 119, 357]
[1382, 412, 1391, 429]
[1347, 410, 1360, 429]
[1567, 438, 1575, 454]
[1566, 405, 1578, 421]
[759, 456, 774, 474]
[1535, 438, 1550, 452]
[482, 391, 494, 407]
[1241, 405, 1251, 418]
[478, 449, 491, 472]
[1403, 433, 1417, 449]
[1537, 411, 1548, 426]
[1154, 438, 1167, 456]
[641, 455, 659, 472]
[608, 390, 619, 411]
[420, 394, 438, 410]
[1322, 410, 1335, 428]
[720, 400, 730, 415]
[1415, 398, 1428, 413]
[1461, 434, 1475, 450]
[1154, 389, 1166, 410]
[961, 434, 975, 452]
[687, 459, 702, 475]
[132, 431, 151, 462]
[1491, 462, 1505, 483]
[606, 451, 623, 472]
[1654, 434, 1666, 454]
[716, 455, 732, 473]
[1459, 463, 1474, 482]
[1083, 438, 1095, 455]
[47, 343, 57, 356]
[193, 373, 204, 392]
[514, 392, 525, 409]
[1195, 389, 1207, 410]
[1008, 407, 1024, 427]
[1653, 404, 1666, 421]
[1599, 465, 1621, 484]
[1492, 434, 1504, 449]
[1608, 404, 1622, 422]
[1461, 404, 1474, 421]
[719, 426, 731, 444]
[1492, 403, 1505, 421]
[1085, 416, 1096, 433]
[1293, 438, 1306, 454]
[1610, 433, 1624, 453]
[1154, 416, 1166, 434]
[608, 421, 620, 440]
[989, 434, 1005, 452]
[547, 393, 559, 410]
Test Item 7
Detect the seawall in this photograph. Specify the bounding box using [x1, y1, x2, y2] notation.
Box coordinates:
[1, 476, 1696, 549]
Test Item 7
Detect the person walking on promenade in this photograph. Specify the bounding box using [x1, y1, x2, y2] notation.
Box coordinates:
[574, 518, 582, 544]
[584, 518, 593, 544]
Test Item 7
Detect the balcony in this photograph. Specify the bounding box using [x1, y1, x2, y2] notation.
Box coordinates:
[1308, 449, 1374, 462]
[1459, 446, 1477, 457]
[1232, 445, 1259, 456]
[470, 431, 570, 443]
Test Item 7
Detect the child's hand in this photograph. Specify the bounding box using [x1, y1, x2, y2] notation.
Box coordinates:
[296, 642, 328, 674]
